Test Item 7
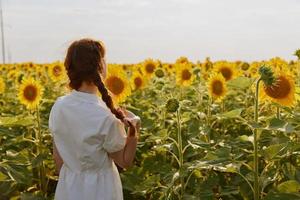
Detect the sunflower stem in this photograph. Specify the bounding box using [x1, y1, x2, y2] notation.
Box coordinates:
[254, 78, 262, 200]
[206, 97, 212, 143]
[276, 106, 280, 119]
[198, 81, 203, 109]
[36, 105, 47, 195]
[222, 99, 225, 113]
[176, 109, 184, 199]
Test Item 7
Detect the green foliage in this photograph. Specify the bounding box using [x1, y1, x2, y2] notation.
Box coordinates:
[1, 65, 300, 200]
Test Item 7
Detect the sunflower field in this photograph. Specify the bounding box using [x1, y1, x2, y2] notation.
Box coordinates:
[1, 52, 300, 200]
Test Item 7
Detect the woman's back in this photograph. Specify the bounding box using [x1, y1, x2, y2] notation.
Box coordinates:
[49, 38, 138, 200]
[49, 89, 127, 200]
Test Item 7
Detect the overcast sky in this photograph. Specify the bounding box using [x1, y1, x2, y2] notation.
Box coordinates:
[3, 0, 300, 63]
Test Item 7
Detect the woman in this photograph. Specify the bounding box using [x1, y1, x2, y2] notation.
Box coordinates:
[48, 38, 139, 200]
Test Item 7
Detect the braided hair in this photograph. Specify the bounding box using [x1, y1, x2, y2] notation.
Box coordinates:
[64, 38, 135, 135]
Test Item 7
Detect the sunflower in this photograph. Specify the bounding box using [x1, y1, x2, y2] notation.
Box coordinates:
[0, 77, 5, 94]
[267, 57, 288, 72]
[163, 63, 175, 75]
[239, 62, 250, 71]
[131, 71, 147, 90]
[48, 62, 65, 82]
[207, 73, 227, 101]
[35, 67, 47, 81]
[175, 56, 190, 64]
[175, 63, 194, 86]
[201, 57, 213, 73]
[141, 59, 157, 78]
[7, 69, 19, 80]
[214, 62, 238, 81]
[18, 78, 44, 109]
[260, 71, 295, 107]
[104, 66, 131, 104]
[23, 62, 36, 73]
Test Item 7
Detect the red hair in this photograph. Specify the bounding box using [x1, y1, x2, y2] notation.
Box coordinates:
[64, 38, 125, 122]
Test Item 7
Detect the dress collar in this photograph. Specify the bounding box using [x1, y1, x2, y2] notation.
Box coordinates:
[70, 89, 101, 104]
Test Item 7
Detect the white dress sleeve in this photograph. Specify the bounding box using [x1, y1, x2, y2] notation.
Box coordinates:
[102, 115, 127, 153]
[48, 99, 60, 136]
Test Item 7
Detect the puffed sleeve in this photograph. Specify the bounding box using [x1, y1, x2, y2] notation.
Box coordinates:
[102, 115, 127, 153]
[48, 100, 60, 136]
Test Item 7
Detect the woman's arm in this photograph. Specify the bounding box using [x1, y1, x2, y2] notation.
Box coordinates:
[53, 141, 64, 174]
[108, 126, 138, 169]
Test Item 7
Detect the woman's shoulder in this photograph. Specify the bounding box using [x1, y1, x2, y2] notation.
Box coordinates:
[50, 93, 71, 112]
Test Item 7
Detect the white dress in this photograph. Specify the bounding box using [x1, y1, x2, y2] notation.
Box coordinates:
[48, 89, 127, 200]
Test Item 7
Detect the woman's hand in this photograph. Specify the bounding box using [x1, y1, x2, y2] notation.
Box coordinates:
[117, 107, 141, 135]
[117, 107, 141, 137]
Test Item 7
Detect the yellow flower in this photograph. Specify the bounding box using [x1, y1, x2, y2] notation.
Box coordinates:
[267, 57, 288, 71]
[163, 63, 175, 75]
[105, 66, 131, 104]
[239, 62, 250, 71]
[141, 59, 157, 78]
[208, 73, 227, 101]
[175, 63, 194, 86]
[131, 71, 147, 90]
[121, 64, 134, 72]
[18, 78, 44, 109]
[48, 62, 66, 82]
[175, 56, 190, 64]
[7, 69, 19, 79]
[201, 57, 213, 73]
[260, 71, 295, 107]
[248, 61, 264, 78]
[214, 62, 238, 81]
[23, 62, 36, 72]
[0, 77, 5, 94]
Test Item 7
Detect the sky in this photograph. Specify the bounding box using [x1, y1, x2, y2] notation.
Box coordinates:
[3, 0, 300, 64]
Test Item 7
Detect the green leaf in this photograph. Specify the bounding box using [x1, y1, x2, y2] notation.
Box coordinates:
[264, 192, 300, 200]
[218, 108, 243, 119]
[247, 121, 264, 129]
[266, 118, 294, 133]
[20, 193, 45, 200]
[0, 172, 7, 181]
[227, 77, 253, 89]
[262, 143, 288, 160]
[0, 116, 35, 127]
[31, 153, 48, 168]
[237, 135, 253, 143]
[277, 180, 300, 193]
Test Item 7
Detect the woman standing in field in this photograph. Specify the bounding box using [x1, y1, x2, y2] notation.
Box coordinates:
[48, 38, 140, 200]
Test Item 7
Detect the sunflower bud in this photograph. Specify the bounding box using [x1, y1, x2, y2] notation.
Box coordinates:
[258, 66, 275, 86]
[155, 69, 165, 78]
[294, 49, 300, 60]
[165, 98, 179, 113]
[240, 62, 250, 71]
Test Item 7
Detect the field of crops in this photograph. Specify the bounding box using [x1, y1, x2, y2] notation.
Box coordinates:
[0, 52, 300, 199]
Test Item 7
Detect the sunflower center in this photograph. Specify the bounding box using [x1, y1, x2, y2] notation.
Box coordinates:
[182, 69, 192, 80]
[106, 76, 125, 95]
[220, 67, 232, 81]
[23, 85, 38, 101]
[53, 66, 62, 76]
[212, 80, 224, 95]
[134, 77, 142, 89]
[145, 63, 155, 74]
[241, 63, 250, 71]
[264, 76, 291, 99]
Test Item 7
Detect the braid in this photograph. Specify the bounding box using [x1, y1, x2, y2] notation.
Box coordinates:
[94, 73, 136, 136]
[64, 38, 136, 136]
[93, 73, 125, 122]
